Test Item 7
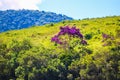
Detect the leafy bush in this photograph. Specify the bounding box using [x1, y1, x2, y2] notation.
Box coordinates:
[85, 33, 92, 40]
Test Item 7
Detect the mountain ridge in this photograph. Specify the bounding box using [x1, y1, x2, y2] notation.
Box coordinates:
[0, 9, 73, 32]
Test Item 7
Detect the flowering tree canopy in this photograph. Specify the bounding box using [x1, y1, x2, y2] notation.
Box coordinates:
[51, 26, 87, 45]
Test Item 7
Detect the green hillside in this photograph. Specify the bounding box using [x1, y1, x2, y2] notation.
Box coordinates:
[0, 16, 120, 80]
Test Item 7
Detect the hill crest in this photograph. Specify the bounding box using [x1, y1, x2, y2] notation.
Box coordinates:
[0, 9, 73, 32]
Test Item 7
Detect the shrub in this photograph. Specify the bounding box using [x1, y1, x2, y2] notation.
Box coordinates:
[85, 33, 92, 40]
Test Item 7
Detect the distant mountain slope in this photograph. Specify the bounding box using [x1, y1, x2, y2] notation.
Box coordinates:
[0, 9, 73, 32]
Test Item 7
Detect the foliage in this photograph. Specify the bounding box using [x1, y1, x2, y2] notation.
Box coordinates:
[51, 26, 86, 45]
[0, 16, 120, 80]
[85, 33, 92, 40]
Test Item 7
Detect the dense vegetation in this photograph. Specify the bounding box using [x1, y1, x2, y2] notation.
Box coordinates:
[0, 16, 120, 80]
[0, 9, 73, 32]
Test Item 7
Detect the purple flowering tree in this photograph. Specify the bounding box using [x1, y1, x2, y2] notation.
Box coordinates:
[102, 33, 115, 46]
[51, 26, 87, 51]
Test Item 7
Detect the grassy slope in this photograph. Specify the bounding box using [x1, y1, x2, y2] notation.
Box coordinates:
[0, 16, 120, 52]
[0, 16, 120, 80]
